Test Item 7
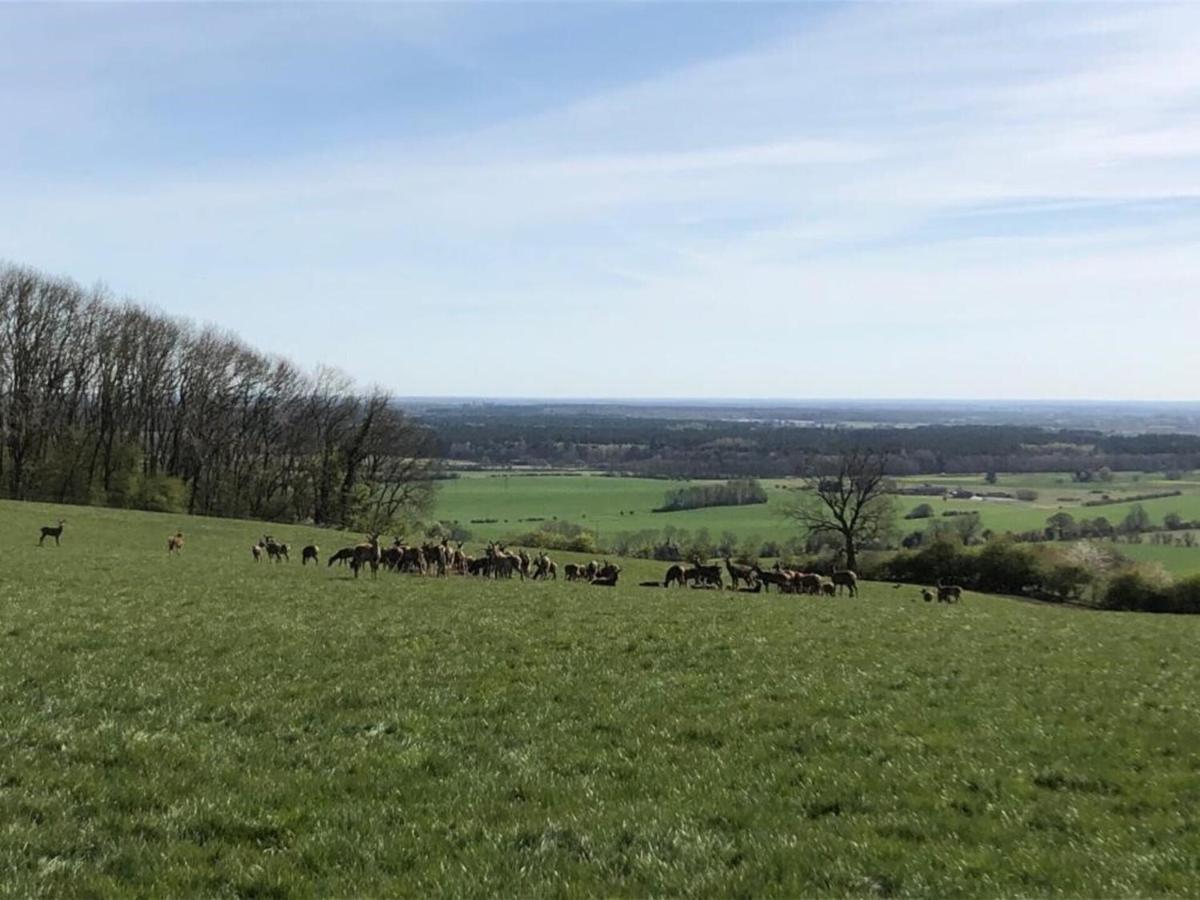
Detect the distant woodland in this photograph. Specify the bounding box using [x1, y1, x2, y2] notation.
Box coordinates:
[420, 407, 1200, 479]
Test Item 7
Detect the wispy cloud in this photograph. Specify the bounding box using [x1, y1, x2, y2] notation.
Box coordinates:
[0, 2, 1197, 399]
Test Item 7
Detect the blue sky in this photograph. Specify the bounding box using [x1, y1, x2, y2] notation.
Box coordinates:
[2, 2, 1197, 400]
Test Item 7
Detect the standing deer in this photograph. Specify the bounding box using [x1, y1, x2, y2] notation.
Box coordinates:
[39, 520, 66, 546]
[252, 542, 264, 562]
[351, 534, 382, 579]
[936, 582, 963, 603]
[302, 545, 319, 566]
[831, 570, 858, 597]
[725, 558, 757, 591]
[167, 532, 184, 554]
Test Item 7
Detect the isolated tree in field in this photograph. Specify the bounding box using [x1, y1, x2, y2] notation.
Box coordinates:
[783, 447, 895, 571]
[1046, 512, 1078, 541]
[1121, 504, 1151, 534]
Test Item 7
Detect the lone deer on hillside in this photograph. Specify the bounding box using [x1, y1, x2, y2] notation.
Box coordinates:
[39, 520, 66, 546]
[167, 532, 184, 554]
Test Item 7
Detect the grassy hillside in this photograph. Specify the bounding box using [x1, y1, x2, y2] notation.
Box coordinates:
[2, 500, 1200, 896]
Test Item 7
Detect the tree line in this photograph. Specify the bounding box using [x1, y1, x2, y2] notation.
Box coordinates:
[0, 263, 436, 530]
[653, 479, 767, 512]
[419, 408, 1200, 479]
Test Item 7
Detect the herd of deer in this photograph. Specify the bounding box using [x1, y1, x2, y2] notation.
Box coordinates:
[642, 558, 859, 596]
[32, 519, 964, 602]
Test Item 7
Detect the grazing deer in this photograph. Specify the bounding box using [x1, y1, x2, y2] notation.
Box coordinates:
[921, 588, 935, 602]
[167, 532, 184, 554]
[752, 566, 790, 593]
[39, 520, 66, 546]
[252, 542, 264, 562]
[263, 538, 289, 563]
[820, 582, 836, 597]
[302, 545, 319, 566]
[328, 547, 356, 567]
[798, 573, 823, 595]
[663, 564, 687, 587]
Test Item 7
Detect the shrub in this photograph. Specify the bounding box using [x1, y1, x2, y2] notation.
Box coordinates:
[974, 539, 1041, 594]
[905, 503, 935, 520]
[126, 473, 187, 513]
[1170, 576, 1200, 614]
[511, 520, 599, 554]
[1101, 571, 1171, 613]
[1015, 489, 1039, 501]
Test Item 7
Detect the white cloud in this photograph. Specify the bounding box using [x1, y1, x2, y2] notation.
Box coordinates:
[1, 1, 1198, 399]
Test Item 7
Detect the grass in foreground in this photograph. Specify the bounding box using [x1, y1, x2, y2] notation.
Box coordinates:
[2, 500, 1200, 897]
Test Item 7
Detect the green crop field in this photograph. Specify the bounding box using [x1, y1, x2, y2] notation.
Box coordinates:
[435, 471, 1200, 550]
[3, 499, 1200, 896]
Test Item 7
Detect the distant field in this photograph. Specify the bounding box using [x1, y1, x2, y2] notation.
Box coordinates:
[435, 471, 1200, 550]
[3, 498, 1200, 896]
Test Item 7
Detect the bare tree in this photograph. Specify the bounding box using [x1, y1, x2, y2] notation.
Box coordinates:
[783, 446, 895, 571]
[0, 262, 438, 529]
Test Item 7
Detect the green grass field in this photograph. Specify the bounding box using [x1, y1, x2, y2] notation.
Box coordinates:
[3, 499, 1200, 896]
[435, 471, 1200, 575]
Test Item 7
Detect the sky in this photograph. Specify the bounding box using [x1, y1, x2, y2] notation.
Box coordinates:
[1, 1, 1198, 401]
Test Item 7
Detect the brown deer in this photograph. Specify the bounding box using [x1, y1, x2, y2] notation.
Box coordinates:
[328, 547, 356, 567]
[831, 569, 858, 597]
[167, 532, 184, 554]
[39, 520, 66, 546]
[753, 566, 790, 593]
[921, 588, 935, 602]
[798, 573, 822, 595]
[725, 558, 757, 591]
[663, 564, 687, 587]
[936, 582, 963, 603]
[302, 545, 319, 565]
[264, 538, 289, 563]
[351, 534, 382, 579]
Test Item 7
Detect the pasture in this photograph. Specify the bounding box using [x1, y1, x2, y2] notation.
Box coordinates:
[2, 499, 1200, 896]
[436, 471, 1200, 573]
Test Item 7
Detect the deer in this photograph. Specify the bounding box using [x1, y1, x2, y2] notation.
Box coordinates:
[263, 537, 289, 563]
[302, 545, 319, 566]
[252, 541, 264, 562]
[39, 520, 66, 546]
[663, 564, 687, 587]
[831, 569, 859, 597]
[167, 532, 184, 554]
[328, 547, 356, 567]
[351, 534, 382, 579]
[936, 582, 963, 603]
[724, 558, 757, 591]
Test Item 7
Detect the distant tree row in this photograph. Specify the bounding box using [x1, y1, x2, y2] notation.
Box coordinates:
[422, 409, 1200, 479]
[653, 479, 767, 512]
[0, 263, 436, 529]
